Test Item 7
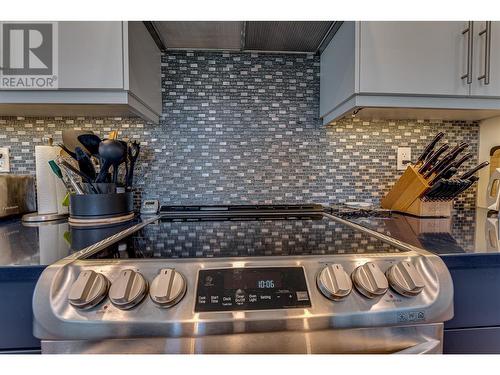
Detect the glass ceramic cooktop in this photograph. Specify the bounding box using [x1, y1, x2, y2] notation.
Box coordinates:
[87, 214, 403, 260]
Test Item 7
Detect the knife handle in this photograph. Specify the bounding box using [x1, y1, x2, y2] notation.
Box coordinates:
[416, 132, 445, 164]
[460, 161, 490, 180]
[419, 144, 449, 175]
[425, 142, 469, 178]
[451, 153, 473, 170]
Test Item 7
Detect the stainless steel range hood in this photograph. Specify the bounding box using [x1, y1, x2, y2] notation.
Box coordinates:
[149, 21, 336, 53]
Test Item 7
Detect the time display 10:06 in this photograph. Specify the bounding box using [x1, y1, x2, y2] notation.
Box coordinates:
[257, 280, 276, 288]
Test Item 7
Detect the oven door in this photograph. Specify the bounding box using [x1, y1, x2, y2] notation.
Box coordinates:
[41, 324, 444, 354]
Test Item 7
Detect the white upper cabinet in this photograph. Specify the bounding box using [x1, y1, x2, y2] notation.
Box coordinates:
[0, 22, 161, 123]
[58, 22, 125, 89]
[320, 21, 500, 125]
[359, 22, 469, 96]
[471, 21, 500, 97]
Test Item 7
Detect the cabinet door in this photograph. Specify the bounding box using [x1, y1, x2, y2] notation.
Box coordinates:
[359, 21, 470, 96]
[320, 21, 356, 118]
[58, 22, 124, 89]
[471, 21, 500, 97]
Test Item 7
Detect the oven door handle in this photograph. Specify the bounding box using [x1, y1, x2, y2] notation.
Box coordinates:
[393, 339, 441, 354]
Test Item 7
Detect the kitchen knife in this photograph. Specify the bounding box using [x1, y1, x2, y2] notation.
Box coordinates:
[416, 132, 445, 165]
[424, 142, 469, 178]
[418, 144, 449, 174]
[444, 180, 463, 200]
[429, 164, 451, 185]
[423, 180, 445, 200]
[442, 167, 459, 179]
[460, 161, 490, 180]
[449, 179, 474, 200]
[451, 152, 473, 170]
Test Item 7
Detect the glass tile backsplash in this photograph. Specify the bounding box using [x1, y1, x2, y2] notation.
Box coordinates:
[0, 51, 479, 208]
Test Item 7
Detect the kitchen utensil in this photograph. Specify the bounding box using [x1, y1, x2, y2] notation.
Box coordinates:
[445, 180, 465, 200]
[58, 159, 95, 185]
[118, 140, 129, 185]
[75, 147, 97, 181]
[416, 132, 445, 164]
[81, 183, 116, 195]
[423, 180, 445, 200]
[424, 179, 467, 201]
[62, 129, 94, 155]
[431, 167, 458, 185]
[451, 153, 473, 170]
[62, 193, 70, 207]
[451, 179, 474, 199]
[429, 164, 457, 185]
[418, 144, 449, 174]
[108, 130, 118, 140]
[424, 142, 468, 178]
[56, 161, 84, 195]
[58, 143, 77, 160]
[96, 140, 126, 183]
[126, 141, 140, 188]
[486, 168, 500, 211]
[77, 134, 102, 159]
[460, 161, 490, 180]
[442, 167, 458, 180]
[48, 160, 73, 192]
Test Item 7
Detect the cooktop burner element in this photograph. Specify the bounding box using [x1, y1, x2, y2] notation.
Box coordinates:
[33, 204, 454, 354]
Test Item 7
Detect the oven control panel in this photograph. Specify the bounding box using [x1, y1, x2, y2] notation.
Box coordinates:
[195, 267, 311, 312]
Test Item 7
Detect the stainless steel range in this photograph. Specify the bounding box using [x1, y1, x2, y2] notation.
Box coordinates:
[32, 205, 453, 354]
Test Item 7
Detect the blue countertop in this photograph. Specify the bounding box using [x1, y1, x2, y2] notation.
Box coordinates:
[337, 207, 500, 259]
[0, 215, 140, 268]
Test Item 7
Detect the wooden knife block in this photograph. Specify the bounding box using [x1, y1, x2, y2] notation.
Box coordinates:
[381, 165, 453, 217]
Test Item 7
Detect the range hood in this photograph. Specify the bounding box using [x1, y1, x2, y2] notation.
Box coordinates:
[149, 21, 336, 53]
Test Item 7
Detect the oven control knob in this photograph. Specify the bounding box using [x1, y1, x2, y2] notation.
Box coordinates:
[317, 264, 352, 300]
[68, 270, 109, 309]
[352, 262, 388, 298]
[149, 268, 187, 308]
[387, 261, 425, 297]
[109, 269, 148, 309]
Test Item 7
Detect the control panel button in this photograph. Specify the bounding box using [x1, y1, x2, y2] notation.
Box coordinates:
[195, 267, 310, 312]
[109, 269, 148, 310]
[352, 262, 388, 298]
[387, 261, 425, 297]
[68, 270, 109, 309]
[149, 268, 186, 308]
[317, 264, 352, 300]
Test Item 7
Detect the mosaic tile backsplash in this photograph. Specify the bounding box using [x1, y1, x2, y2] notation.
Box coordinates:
[0, 51, 479, 208]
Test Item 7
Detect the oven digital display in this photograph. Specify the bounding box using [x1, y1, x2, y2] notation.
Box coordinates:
[195, 267, 310, 312]
[223, 270, 283, 289]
